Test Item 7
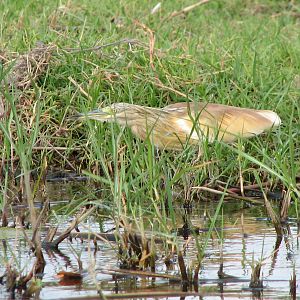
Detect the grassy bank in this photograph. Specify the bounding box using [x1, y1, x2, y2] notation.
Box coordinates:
[0, 0, 300, 213]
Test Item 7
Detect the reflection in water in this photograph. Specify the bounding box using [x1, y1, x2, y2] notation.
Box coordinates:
[0, 180, 299, 299]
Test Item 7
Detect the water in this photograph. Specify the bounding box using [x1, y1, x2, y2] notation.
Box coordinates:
[0, 180, 299, 299]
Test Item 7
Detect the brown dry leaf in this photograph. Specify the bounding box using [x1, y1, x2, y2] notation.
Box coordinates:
[56, 271, 82, 280]
[56, 271, 83, 286]
[134, 20, 155, 70]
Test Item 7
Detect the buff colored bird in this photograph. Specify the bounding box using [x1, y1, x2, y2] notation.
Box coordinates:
[76, 102, 281, 151]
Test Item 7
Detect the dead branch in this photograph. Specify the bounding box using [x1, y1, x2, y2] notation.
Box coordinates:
[132, 74, 192, 100]
[31, 198, 50, 244]
[192, 186, 264, 204]
[168, 0, 211, 19]
[63, 38, 142, 53]
[103, 268, 181, 281]
[42, 207, 95, 249]
[178, 251, 188, 282]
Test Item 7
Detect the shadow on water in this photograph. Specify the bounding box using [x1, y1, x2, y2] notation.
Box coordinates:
[0, 178, 299, 299]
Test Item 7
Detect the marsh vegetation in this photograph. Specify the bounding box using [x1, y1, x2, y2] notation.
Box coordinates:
[0, 0, 299, 298]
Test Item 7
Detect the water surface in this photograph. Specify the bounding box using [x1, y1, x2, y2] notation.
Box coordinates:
[0, 180, 298, 299]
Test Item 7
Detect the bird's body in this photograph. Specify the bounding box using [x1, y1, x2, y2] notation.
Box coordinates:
[78, 102, 281, 150]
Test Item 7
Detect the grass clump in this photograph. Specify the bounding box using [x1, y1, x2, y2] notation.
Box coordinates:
[0, 0, 299, 239]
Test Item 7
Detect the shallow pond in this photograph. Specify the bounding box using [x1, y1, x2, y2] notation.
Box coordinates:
[0, 179, 299, 299]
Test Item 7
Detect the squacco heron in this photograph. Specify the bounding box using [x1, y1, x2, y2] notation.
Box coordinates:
[77, 102, 281, 151]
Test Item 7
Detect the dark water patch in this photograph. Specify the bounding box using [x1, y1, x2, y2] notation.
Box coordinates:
[46, 172, 89, 183]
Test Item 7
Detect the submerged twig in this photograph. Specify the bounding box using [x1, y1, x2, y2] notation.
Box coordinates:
[102, 268, 181, 281]
[262, 191, 283, 236]
[31, 198, 50, 245]
[16, 216, 35, 250]
[44, 226, 58, 244]
[42, 207, 96, 249]
[178, 251, 188, 283]
[69, 230, 164, 244]
[249, 262, 263, 289]
[192, 186, 264, 204]
[280, 189, 291, 222]
[290, 268, 296, 300]
[227, 182, 271, 193]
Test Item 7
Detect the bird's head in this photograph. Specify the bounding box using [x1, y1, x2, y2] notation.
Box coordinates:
[74, 102, 142, 125]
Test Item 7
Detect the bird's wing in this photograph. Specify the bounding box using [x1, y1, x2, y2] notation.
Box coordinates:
[163, 102, 280, 142]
